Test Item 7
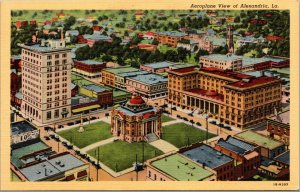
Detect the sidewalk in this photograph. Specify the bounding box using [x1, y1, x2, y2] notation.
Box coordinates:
[56, 118, 103, 132]
[149, 139, 178, 153]
[81, 136, 118, 152]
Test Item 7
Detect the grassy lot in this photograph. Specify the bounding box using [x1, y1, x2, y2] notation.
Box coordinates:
[57, 121, 112, 148]
[157, 44, 177, 53]
[161, 115, 175, 123]
[162, 123, 216, 148]
[11, 170, 21, 182]
[87, 140, 163, 172]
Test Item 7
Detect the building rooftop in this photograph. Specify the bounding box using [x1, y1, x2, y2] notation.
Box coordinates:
[11, 121, 37, 136]
[128, 73, 167, 85]
[241, 57, 270, 66]
[11, 140, 50, 168]
[235, 130, 284, 149]
[170, 66, 198, 74]
[118, 70, 150, 77]
[200, 67, 253, 80]
[182, 144, 233, 169]
[75, 60, 105, 65]
[261, 156, 274, 167]
[202, 36, 226, 46]
[274, 151, 290, 165]
[18, 42, 71, 53]
[81, 84, 109, 93]
[201, 54, 242, 62]
[143, 61, 176, 69]
[217, 137, 256, 155]
[268, 110, 290, 125]
[187, 88, 224, 102]
[264, 56, 288, 63]
[116, 105, 157, 117]
[104, 67, 139, 75]
[65, 30, 79, 36]
[156, 31, 186, 37]
[226, 76, 279, 89]
[83, 34, 112, 41]
[151, 154, 214, 181]
[20, 153, 86, 181]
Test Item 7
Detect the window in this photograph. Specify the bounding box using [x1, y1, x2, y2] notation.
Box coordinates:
[46, 111, 51, 120]
[54, 109, 59, 118]
[55, 60, 59, 65]
[55, 54, 59, 58]
[47, 61, 52, 66]
[47, 56, 52, 60]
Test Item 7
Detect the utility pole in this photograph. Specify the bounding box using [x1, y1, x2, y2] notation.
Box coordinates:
[135, 153, 138, 181]
[97, 147, 100, 181]
[205, 113, 209, 144]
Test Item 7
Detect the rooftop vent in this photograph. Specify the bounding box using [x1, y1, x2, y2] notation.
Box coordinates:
[36, 170, 41, 174]
[59, 163, 65, 167]
[242, 78, 251, 83]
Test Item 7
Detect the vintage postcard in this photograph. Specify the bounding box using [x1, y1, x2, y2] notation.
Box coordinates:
[0, 0, 299, 190]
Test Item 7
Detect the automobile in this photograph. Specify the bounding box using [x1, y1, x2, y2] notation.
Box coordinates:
[209, 121, 217, 125]
[49, 134, 55, 139]
[54, 136, 60, 142]
[90, 116, 97, 120]
[58, 125, 64, 129]
[176, 115, 182, 119]
[62, 141, 68, 147]
[44, 127, 52, 131]
[224, 126, 232, 131]
[66, 144, 73, 150]
[75, 120, 81, 124]
[171, 107, 177, 111]
[67, 122, 74, 126]
[218, 123, 224, 128]
[190, 120, 195, 124]
[196, 122, 202, 126]
[83, 118, 88, 122]
[75, 150, 81, 155]
[44, 136, 50, 140]
[188, 113, 193, 117]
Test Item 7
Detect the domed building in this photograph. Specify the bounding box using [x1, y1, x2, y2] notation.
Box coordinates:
[111, 95, 162, 143]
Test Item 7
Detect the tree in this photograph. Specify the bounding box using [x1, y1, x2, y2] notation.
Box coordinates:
[152, 39, 159, 45]
[195, 49, 209, 62]
[92, 20, 98, 26]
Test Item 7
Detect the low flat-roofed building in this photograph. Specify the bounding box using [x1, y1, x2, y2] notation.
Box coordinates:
[146, 153, 216, 181]
[235, 130, 286, 159]
[215, 136, 261, 180]
[102, 67, 139, 87]
[199, 54, 243, 71]
[79, 84, 113, 107]
[140, 61, 176, 73]
[126, 73, 168, 99]
[83, 34, 112, 47]
[115, 70, 150, 90]
[181, 144, 235, 181]
[259, 155, 289, 180]
[19, 152, 89, 181]
[11, 121, 39, 145]
[154, 31, 187, 47]
[73, 60, 106, 78]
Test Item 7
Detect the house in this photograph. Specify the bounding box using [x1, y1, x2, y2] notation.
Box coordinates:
[237, 36, 265, 47]
[177, 39, 199, 52]
[83, 34, 112, 47]
[56, 12, 65, 20]
[15, 21, 28, 29]
[65, 30, 79, 43]
[143, 32, 155, 40]
[134, 12, 145, 20]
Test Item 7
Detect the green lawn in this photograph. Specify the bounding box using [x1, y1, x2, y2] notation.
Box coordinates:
[11, 170, 21, 182]
[162, 123, 216, 148]
[57, 121, 112, 148]
[87, 140, 163, 172]
[161, 115, 175, 123]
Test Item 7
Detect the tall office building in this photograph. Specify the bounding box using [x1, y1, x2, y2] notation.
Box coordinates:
[19, 39, 72, 125]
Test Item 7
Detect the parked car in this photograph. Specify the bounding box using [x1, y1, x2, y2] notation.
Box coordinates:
[58, 125, 64, 129]
[176, 115, 182, 119]
[83, 118, 88, 122]
[188, 113, 193, 117]
[75, 120, 81, 124]
[171, 107, 177, 111]
[66, 144, 73, 150]
[62, 141, 68, 147]
[49, 134, 55, 139]
[218, 123, 224, 128]
[183, 117, 188, 121]
[44, 136, 50, 140]
[224, 126, 232, 131]
[67, 122, 74, 126]
[196, 122, 202, 126]
[91, 116, 97, 120]
[209, 121, 217, 125]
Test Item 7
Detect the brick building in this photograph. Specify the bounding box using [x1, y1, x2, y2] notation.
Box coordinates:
[214, 136, 261, 180]
[101, 67, 139, 87]
[181, 143, 235, 181]
[73, 60, 106, 78]
[111, 95, 161, 143]
[154, 31, 187, 47]
[167, 66, 282, 129]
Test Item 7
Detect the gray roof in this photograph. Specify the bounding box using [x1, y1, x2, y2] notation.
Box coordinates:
[15, 92, 22, 99]
[182, 144, 233, 169]
[261, 156, 274, 167]
[11, 69, 17, 74]
[227, 137, 256, 152]
[201, 54, 242, 62]
[18, 43, 71, 53]
[116, 106, 157, 116]
[128, 73, 167, 85]
[156, 31, 186, 37]
[83, 34, 112, 41]
[274, 151, 290, 165]
[11, 121, 37, 136]
[217, 140, 247, 154]
[70, 83, 77, 90]
[20, 153, 86, 181]
[82, 84, 108, 93]
[143, 61, 175, 69]
[118, 70, 150, 77]
[66, 30, 79, 36]
[76, 60, 105, 65]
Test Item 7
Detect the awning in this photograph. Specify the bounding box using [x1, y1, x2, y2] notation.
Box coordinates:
[65, 174, 75, 181]
[77, 170, 87, 178]
[72, 104, 101, 113]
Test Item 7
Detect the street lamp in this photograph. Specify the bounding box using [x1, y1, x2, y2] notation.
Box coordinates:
[97, 146, 100, 181]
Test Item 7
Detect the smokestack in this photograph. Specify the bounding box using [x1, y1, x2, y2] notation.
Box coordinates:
[61, 28, 64, 41]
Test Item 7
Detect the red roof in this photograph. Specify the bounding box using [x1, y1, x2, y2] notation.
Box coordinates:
[266, 36, 282, 41]
[145, 32, 154, 36]
[92, 26, 103, 31]
[135, 12, 144, 15]
[143, 112, 154, 119]
[52, 17, 59, 21]
[129, 95, 145, 105]
[188, 88, 224, 102]
[228, 76, 279, 88]
[138, 32, 144, 37]
[171, 66, 197, 74]
[201, 67, 253, 80]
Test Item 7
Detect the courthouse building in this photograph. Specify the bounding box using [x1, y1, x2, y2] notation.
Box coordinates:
[111, 95, 162, 143]
[167, 66, 282, 129]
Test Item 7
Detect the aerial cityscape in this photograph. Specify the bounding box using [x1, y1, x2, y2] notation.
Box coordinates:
[10, 10, 290, 182]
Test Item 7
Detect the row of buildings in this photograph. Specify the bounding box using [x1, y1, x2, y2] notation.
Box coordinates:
[146, 129, 289, 181]
[10, 120, 89, 181]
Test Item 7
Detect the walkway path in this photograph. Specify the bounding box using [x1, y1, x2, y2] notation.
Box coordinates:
[149, 139, 178, 153]
[81, 136, 118, 152]
[56, 119, 102, 132]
